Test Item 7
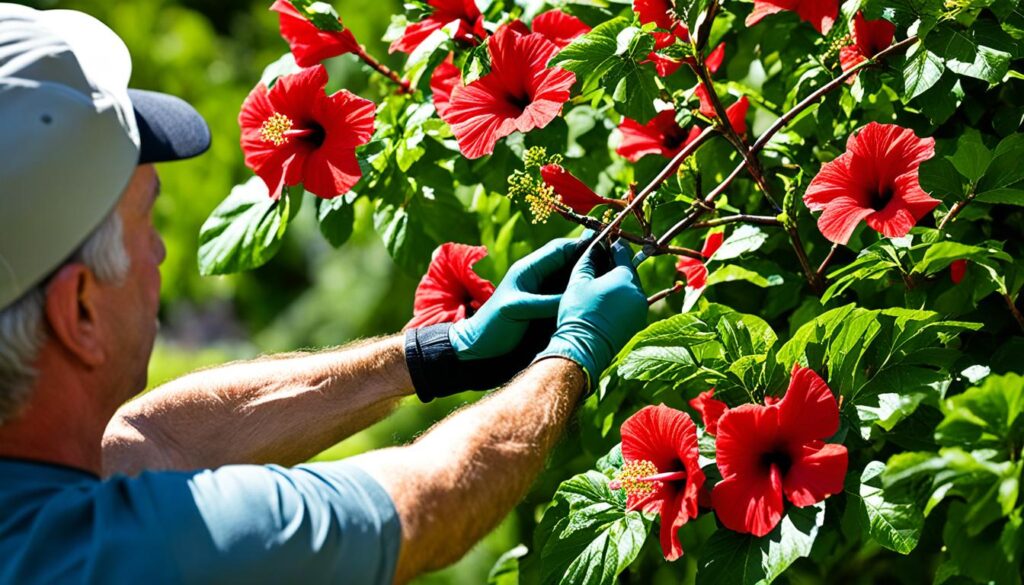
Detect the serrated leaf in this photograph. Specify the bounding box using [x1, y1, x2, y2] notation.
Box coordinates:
[698, 503, 826, 585]
[534, 471, 650, 585]
[903, 43, 946, 100]
[854, 461, 924, 554]
[197, 178, 296, 276]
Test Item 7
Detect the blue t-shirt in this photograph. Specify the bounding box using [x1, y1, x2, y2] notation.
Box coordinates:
[0, 458, 401, 584]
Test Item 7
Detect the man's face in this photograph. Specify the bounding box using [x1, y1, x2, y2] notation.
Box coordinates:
[95, 164, 165, 399]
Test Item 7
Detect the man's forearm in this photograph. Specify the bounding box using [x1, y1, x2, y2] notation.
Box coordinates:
[102, 335, 413, 476]
[351, 357, 586, 584]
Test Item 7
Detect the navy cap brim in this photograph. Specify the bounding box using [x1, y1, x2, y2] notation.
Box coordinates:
[129, 89, 211, 164]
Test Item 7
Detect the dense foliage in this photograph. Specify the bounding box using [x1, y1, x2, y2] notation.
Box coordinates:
[201, 0, 1024, 582]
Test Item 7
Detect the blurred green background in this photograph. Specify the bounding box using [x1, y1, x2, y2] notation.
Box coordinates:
[19, 0, 515, 581]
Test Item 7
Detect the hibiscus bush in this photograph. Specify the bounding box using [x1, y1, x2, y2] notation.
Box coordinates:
[197, 0, 1024, 582]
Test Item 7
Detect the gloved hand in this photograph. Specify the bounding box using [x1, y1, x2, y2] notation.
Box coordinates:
[534, 240, 649, 389]
[405, 235, 586, 402]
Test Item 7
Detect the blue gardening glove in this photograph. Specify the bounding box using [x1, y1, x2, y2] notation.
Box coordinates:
[405, 235, 587, 402]
[534, 240, 649, 388]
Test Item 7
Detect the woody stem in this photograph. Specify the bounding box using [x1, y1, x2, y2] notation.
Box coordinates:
[586, 127, 718, 256]
[354, 46, 412, 94]
[938, 189, 978, 231]
[653, 36, 918, 261]
[691, 214, 782, 228]
[557, 209, 703, 259]
[647, 282, 685, 305]
[816, 243, 841, 278]
[1005, 293, 1024, 333]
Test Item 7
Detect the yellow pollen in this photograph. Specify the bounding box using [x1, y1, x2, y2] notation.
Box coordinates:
[615, 459, 661, 497]
[260, 112, 293, 146]
[525, 184, 559, 224]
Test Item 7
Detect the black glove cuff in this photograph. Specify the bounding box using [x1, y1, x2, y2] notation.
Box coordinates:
[404, 323, 460, 403]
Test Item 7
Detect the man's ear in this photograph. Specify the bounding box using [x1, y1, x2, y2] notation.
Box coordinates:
[43, 263, 106, 368]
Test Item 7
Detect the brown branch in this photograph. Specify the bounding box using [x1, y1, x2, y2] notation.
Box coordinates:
[653, 36, 919, 252]
[787, 226, 824, 294]
[557, 210, 704, 259]
[587, 126, 718, 255]
[938, 190, 978, 231]
[355, 46, 412, 93]
[816, 243, 841, 277]
[1005, 293, 1024, 333]
[648, 282, 685, 305]
[691, 214, 782, 228]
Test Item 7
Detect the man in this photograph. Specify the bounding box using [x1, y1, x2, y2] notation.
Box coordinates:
[0, 5, 649, 585]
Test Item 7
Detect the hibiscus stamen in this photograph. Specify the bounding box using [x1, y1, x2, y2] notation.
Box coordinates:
[609, 459, 687, 497]
[260, 112, 294, 146]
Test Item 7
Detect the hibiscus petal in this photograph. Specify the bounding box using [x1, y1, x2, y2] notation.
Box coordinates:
[300, 143, 362, 199]
[389, 17, 444, 54]
[795, 0, 838, 34]
[634, 0, 679, 31]
[531, 9, 591, 49]
[318, 89, 376, 149]
[804, 152, 857, 210]
[676, 257, 709, 289]
[706, 43, 727, 74]
[744, 0, 791, 28]
[408, 243, 495, 328]
[726, 96, 750, 135]
[853, 12, 896, 56]
[816, 196, 875, 245]
[430, 56, 461, 118]
[702, 231, 725, 258]
[712, 466, 785, 537]
[658, 489, 686, 561]
[269, 65, 331, 123]
[689, 388, 728, 435]
[714, 404, 779, 479]
[776, 365, 840, 442]
[621, 404, 698, 473]
[783, 441, 848, 507]
[540, 164, 614, 213]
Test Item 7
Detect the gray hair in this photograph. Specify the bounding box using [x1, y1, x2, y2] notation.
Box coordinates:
[0, 210, 130, 424]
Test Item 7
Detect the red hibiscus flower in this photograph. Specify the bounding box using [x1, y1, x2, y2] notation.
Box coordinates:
[804, 122, 938, 244]
[540, 164, 625, 214]
[611, 405, 706, 561]
[407, 243, 496, 329]
[430, 55, 460, 118]
[440, 26, 576, 159]
[270, 0, 361, 68]
[712, 365, 848, 537]
[617, 109, 702, 162]
[675, 230, 723, 289]
[531, 9, 591, 49]
[839, 13, 897, 77]
[389, 0, 487, 54]
[239, 65, 375, 199]
[690, 388, 728, 435]
[746, 0, 838, 34]
[950, 259, 968, 284]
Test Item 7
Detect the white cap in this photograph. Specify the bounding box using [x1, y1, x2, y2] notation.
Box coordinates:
[0, 4, 210, 309]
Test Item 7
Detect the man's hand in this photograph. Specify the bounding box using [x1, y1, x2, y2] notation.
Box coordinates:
[405, 236, 583, 402]
[535, 240, 649, 387]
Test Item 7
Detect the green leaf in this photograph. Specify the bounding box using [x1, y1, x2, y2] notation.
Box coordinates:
[706, 265, 784, 288]
[712, 225, 769, 261]
[534, 471, 650, 585]
[288, 0, 343, 32]
[854, 461, 924, 554]
[315, 192, 357, 248]
[919, 156, 967, 199]
[912, 241, 1012, 275]
[903, 42, 946, 100]
[948, 131, 993, 183]
[698, 503, 826, 585]
[936, 372, 1024, 450]
[925, 23, 1013, 84]
[488, 545, 528, 585]
[550, 18, 660, 123]
[197, 178, 297, 276]
[977, 133, 1024, 200]
[260, 53, 301, 88]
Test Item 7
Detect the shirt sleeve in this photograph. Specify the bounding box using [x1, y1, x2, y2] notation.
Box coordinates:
[110, 461, 402, 585]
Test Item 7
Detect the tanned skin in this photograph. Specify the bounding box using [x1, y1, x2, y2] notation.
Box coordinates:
[1, 165, 588, 585]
